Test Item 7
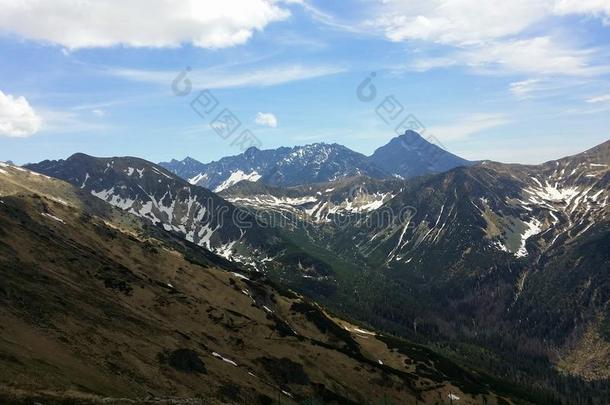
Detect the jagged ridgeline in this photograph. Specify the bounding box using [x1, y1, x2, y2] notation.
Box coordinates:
[158, 131, 472, 191]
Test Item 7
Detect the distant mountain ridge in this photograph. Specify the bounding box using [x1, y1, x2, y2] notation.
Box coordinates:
[159, 131, 472, 190]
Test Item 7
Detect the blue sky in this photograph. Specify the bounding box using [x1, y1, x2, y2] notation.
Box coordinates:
[1, 0, 609, 165]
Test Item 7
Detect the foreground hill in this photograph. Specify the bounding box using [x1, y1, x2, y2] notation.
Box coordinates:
[26, 153, 332, 274]
[0, 163, 532, 404]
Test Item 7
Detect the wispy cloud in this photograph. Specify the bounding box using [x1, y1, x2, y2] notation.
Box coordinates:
[586, 94, 610, 103]
[106, 64, 346, 89]
[509, 79, 544, 98]
[38, 109, 111, 134]
[467, 37, 610, 77]
[412, 37, 610, 77]
[564, 105, 610, 115]
[508, 77, 595, 99]
[292, 0, 370, 34]
[430, 113, 511, 141]
[455, 143, 589, 164]
[70, 99, 130, 111]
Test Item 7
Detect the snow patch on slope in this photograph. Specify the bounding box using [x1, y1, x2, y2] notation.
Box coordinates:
[214, 170, 262, 192]
[188, 172, 208, 185]
[41, 212, 65, 224]
[516, 218, 542, 257]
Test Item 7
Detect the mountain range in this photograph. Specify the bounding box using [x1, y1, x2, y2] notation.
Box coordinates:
[159, 130, 472, 191]
[8, 133, 610, 403]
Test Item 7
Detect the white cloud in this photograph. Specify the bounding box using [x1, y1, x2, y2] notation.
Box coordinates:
[372, 0, 551, 46]
[553, 0, 610, 21]
[0, 0, 291, 49]
[108, 64, 345, 89]
[586, 94, 610, 103]
[0, 90, 42, 138]
[430, 113, 511, 141]
[92, 109, 106, 117]
[365, 1, 610, 77]
[255, 112, 278, 127]
[372, 1, 610, 46]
